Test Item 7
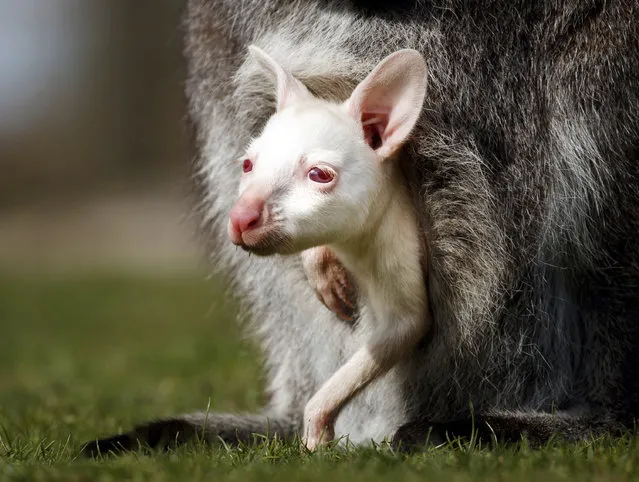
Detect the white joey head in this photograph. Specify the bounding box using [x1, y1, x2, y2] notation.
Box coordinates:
[228, 45, 427, 256]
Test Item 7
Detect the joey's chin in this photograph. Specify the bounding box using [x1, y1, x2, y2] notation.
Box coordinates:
[238, 244, 278, 256]
[233, 228, 295, 257]
[229, 238, 277, 256]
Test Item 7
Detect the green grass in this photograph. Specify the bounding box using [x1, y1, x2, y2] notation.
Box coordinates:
[1, 271, 639, 481]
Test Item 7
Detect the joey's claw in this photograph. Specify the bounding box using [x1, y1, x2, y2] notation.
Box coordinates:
[313, 281, 353, 321]
[334, 271, 356, 307]
[322, 289, 353, 322]
[302, 246, 358, 321]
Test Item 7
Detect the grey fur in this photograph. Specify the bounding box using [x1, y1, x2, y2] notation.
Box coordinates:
[84, 0, 639, 454]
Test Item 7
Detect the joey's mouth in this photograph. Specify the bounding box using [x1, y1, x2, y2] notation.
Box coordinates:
[232, 226, 295, 257]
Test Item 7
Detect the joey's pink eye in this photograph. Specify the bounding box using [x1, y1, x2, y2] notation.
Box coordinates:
[242, 159, 253, 173]
[308, 167, 335, 184]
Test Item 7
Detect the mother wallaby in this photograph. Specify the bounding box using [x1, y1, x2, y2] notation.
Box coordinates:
[84, 0, 639, 454]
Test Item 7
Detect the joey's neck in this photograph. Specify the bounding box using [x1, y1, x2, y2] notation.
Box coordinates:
[331, 168, 419, 279]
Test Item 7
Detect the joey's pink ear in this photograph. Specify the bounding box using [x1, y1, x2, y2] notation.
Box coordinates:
[344, 49, 427, 160]
[248, 45, 313, 111]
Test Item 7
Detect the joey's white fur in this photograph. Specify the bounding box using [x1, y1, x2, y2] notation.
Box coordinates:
[228, 45, 429, 449]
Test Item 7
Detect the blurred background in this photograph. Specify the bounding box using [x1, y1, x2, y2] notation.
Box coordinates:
[0, 2, 263, 454]
[0, 0, 202, 274]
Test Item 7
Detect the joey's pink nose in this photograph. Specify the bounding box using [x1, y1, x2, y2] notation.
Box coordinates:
[229, 198, 265, 235]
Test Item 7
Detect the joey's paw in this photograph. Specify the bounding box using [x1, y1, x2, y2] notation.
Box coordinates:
[303, 405, 335, 450]
[303, 427, 334, 451]
[304, 434, 328, 451]
[301, 246, 357, 322]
